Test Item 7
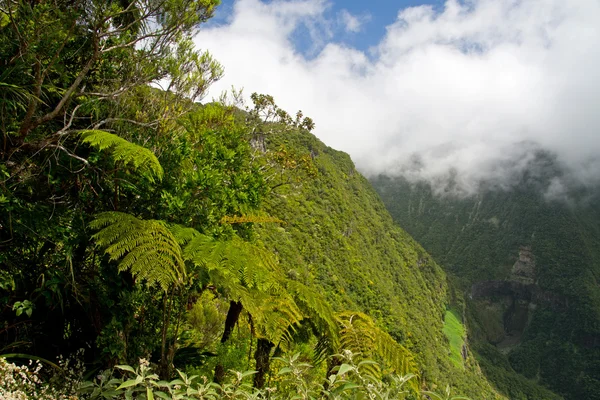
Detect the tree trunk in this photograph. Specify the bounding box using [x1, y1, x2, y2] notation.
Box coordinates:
[221, 301, 243, 343]
[324, 355, 342, 390]
[253, 338, 274, 388]
[213, 300, 243, 383]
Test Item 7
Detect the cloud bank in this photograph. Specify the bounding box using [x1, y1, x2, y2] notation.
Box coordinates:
[194, 0, 600, 194]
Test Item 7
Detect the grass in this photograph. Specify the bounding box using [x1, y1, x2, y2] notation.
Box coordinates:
[443, 308, 466, 368]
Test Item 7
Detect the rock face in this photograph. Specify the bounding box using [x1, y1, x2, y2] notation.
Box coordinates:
[471, 280, 535, 349]
[510, 246, 535, 284]
[470, 248, 565, 351]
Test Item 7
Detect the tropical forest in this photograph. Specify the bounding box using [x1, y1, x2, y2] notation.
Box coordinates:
[0, 1, 599, 400]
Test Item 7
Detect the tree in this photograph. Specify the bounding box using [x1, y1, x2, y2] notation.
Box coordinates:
[1, 0, 221, 149]
[0, 0, 225, 370]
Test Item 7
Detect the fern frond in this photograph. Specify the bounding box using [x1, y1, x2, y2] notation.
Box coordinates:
[183, 235, 284, 292]
[336, 311, 419, 387]
[248, 292, 303, 344]
[80, 130, 164, 182]
[220, 214, 284, 225]
[91, 212, 186, 291]
[181, 233, 307, 345]
[168, 224, 203, 246]
[286, 280, 339, 352]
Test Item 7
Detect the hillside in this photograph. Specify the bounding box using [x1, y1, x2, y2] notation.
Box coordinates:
[253, 128, 503, 398]
[370, 152, 600, 400]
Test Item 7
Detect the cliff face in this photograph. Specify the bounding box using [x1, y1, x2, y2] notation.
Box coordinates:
[470, 247, 567, 350]
[370, 170, 600, 400]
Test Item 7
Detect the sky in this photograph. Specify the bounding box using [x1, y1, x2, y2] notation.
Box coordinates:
[194, 0, 600, 196]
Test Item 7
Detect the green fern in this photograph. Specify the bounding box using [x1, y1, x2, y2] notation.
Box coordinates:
[168, 223, 203, 246]
[247, 291, 303, 344]
[184, 235, 283, 293]
[90, 212, 186, 291]
[336, 311, 419, 390]
[80, 130, 164, 182]
[285, 280, 340, 358]
[183, 234, 307, 344]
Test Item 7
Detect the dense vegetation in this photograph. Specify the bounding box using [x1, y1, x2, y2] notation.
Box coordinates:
[371, 154, 600, 400]
[0, 0, 504, 398]
[252, 125, 500, 397]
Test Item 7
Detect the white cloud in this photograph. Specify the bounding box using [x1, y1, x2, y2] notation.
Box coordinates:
[194, 0, 600, 194]
[339, 9, 368, 33]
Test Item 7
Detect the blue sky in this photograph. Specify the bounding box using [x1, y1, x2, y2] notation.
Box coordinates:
[213, 0, 444, 54]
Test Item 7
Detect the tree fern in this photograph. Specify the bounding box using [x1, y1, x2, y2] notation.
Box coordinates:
[183, 233, 308, 346]
[90, 212, 186, 291]
[80, 130, 164, 182]
[246, 291, 303, 344]
[336, 311, 419, 389]
[168, 223, 203, 246]
[184, 235, 283, 294]
[285, 280, 340, 359]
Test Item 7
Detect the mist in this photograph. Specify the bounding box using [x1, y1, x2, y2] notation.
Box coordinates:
[194, 0, 600, 196]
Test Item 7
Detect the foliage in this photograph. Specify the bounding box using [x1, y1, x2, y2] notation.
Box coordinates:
[80, 130, 164, 183]
[253, 127, 501, 398]
[91, 212, 186, 292]
[336, 311, 419, 385]
[78, 353, 451, 400]
[0, 352, 84, 400]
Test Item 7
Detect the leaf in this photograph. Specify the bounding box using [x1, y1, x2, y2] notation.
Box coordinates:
[91, 212, 186, 291]
[340, 382, 361, 391]
[337, 363, 353, 375]
[80, 130, 163, 182]
[117, 379, 140, 390]
[147, 387, 154, 400]
[116, 365, 136, 373]
[422, 391, 444, 400]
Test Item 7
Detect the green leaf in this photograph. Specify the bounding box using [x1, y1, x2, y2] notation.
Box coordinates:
[147, 387, 154, 400]
[117, 379, 140, 390]
[340, 382, 361, 391]
[337, 363, 353, 375]
[80, 130, 164, 182]
[153, 391, 170, 400]
[91, 212, 186, 291]
[116, 365, 136, 373]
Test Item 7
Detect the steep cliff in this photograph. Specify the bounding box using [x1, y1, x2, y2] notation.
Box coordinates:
[254, 128, 503, 398]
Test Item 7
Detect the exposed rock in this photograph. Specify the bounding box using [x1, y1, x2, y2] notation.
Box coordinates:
[511, 246, 536, 284]
[250, 134, 267, 153]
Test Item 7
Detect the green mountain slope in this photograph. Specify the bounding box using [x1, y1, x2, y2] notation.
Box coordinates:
[370, 153, 600, 400]
[254, 129, 503, 398]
